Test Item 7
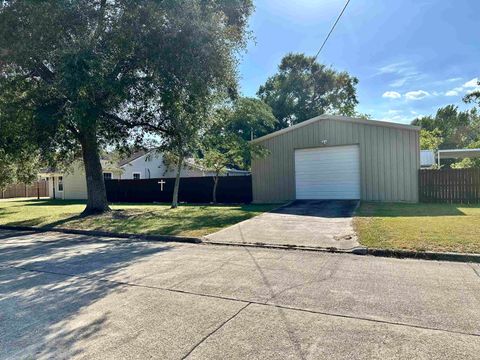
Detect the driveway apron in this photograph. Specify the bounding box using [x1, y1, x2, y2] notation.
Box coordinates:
[205, 200, 361, 251]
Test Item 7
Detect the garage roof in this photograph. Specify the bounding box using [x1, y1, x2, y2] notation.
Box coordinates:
[251, 115, 420, 144]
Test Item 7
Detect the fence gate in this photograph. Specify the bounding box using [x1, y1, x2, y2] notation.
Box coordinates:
[419, 169, 480, 203]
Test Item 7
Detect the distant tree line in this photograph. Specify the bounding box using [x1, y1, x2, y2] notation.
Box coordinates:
[413, 87, 480, 168]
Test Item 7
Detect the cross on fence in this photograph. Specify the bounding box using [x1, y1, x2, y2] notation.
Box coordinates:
[158, 180, 166, 191]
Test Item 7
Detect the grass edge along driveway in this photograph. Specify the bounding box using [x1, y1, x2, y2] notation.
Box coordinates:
[0, 198, 280, 238]
[354, 202, 480, 254]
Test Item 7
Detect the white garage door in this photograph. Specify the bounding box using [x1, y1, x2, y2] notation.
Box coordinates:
[295, 145, 361, 200]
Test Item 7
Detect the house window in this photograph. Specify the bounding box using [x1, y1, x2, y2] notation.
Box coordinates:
[58, 176, 63, 191]
[132, 172, 141, 180]
[103, 172, 112, 180]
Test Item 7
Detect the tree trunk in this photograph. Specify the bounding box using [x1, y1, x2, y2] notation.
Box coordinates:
[212, 174, 219, 204]
[171, 156, 184, 209]
[79, 127, 110, 215]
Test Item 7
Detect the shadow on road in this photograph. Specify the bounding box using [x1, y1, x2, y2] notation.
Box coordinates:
[0, 231, 171, 358]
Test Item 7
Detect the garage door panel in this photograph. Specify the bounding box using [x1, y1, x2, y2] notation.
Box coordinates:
[295, 145, 360, 200]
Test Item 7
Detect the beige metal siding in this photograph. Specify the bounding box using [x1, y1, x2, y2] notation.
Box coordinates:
[252, 118, 420, 203]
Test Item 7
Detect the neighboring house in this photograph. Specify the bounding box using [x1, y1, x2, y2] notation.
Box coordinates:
[39, 150, 250, 200]
[119, 150, 213, 179]
[119, 150, 250, 179]
[39, 160, 122, 200]
[251, 115, 420, 203]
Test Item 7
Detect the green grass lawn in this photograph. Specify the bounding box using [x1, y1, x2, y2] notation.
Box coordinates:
[354, 202, 480, 254]
[0, 198, 278, 237]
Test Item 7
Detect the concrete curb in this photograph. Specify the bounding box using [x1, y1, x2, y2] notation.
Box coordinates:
[202, 239, 368, 254]
[203, 240, 479, 263]
[367, 247, 480, 263]
[0, 225, 202, 244]
[1, 225, 478, 263]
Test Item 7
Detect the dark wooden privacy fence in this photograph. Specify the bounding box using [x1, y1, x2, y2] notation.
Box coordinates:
[105, 176, 252, 204]
[419, 169, 480, 203]
[1, 180, 48, 199]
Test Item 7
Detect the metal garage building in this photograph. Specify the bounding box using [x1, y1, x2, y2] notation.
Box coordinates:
[251, 115, 420, 203]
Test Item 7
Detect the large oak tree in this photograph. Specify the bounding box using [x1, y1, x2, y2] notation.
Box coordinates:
[258, 53, 359, 129]
[0, 0, 253, 214]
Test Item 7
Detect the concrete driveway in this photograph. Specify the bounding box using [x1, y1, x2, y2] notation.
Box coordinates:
[205, 200, 361, 251]
[1, 229, 479, 359]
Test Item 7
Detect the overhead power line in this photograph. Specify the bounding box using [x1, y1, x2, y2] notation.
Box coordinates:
[312, 0, 352, 63]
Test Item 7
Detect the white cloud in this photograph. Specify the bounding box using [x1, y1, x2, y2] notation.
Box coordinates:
[377, 61, 423, 88]
[431, 77, 462, 86]
[446, 77, 463, 83]
[389, 77, 409, 88]
[443, 79, 480, 97]
[463, 78, 480, 95]
[463, 78, 479, 88]
[377, 61, 411, 75]
[381, 115, 410, 124]
[445, 90, 459, 96]
[382, 91, 401, 99]
[380, 110, 411, 124]
[387, 109, 401, 114]
[405, 90, 430, 100]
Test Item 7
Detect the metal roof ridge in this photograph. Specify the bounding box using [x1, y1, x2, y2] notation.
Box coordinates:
[251, 114, 420, 144]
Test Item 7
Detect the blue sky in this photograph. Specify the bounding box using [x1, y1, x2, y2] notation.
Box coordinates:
[238, 0, 479, 124]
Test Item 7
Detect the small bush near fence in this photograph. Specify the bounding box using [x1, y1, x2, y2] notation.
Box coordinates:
[419, 169, 480, 203]
[105, 176, 252, 204]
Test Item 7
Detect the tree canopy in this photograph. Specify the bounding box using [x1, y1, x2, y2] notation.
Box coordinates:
[257, 53, 359, 129]
[0, 0, 253, 213]
[226, 97, 277, 141]
[464, 79, 480, 106]
[413, 104, 480, 168]
[200, 101, 269, 202]
[419, 129, 443, 151]
[0, 150, 40, 192]
[412, 105, 480, 150]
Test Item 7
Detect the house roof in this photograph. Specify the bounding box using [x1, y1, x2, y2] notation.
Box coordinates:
[38, 158, 122, 177]
[118, 150, 147, 167]
[225, 168, 251, 174]
[39, 150, 250, 176]
[38, 168, 63, 177]
[251, 115, 420, 144]
[118, 150, 208, 172]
